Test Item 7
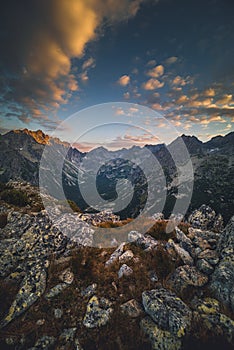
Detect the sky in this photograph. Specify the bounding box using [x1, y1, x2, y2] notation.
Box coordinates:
[0, 0, 234, 150]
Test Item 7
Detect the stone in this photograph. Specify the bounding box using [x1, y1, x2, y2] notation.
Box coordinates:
[83, 296, 113, 328]
[168, 239, 193, 265]
[198, 249, 219, 265]
[149, 271, 159, 282]
[120, 299, 143, 318]
[196, 259, 214, 275]
[0, 265, 47, 328]
[188, 205, 223, 231]
[175, 227, 194, 255]
[105, 242, 125, 267]
[141, 317, 182, 350]
[45, 283, 69, 299]
[128, 231, 158, 250]
[28, 336, 56, 350]
[193, 298, 234, 344]
[81, 283, 97, 298]
[118, 264, 133, 278]
[166, 265, 208, 296]
[59, 268, 74, 284]
[119, 249, 134, 263]
[151, 212, 164, 220]
[54, 308, 63, 319]
[142, 288, 192, 338]
[210, 216, 234, 312]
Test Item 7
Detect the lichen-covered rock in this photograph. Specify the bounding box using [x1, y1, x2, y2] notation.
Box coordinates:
[128, 231, 158, 250]
[192, 298, 234, 345]
[198, 249, 219, 266]
[0, 265, 47, 328]
[118, 264, 133, 278]
[142, 288, 192, 337]
[140, 316, 182, 350]
[175, 227, 194, 255]
[166, 265, 208, 296]
[45, 283, 69, 299]
[81, 283, 97, 298]
[196, 259, 214, 275]
[168, 239, 193, 265]
[28, 335, 56, 350]
[83, 296, 113, 328]
[120, 299, 143, 318]
[188, 205, 223, 231]
[210, 216, 234, 312]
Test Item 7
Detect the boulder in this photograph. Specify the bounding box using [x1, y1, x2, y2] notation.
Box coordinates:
[83, 296, 113, 328]
[142, 288, 192, 337]
[210, 216, 234, 312]
[166, 265, 208, 296]
[141, 316, 182, 350]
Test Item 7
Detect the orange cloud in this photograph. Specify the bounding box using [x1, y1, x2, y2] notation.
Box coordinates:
[142, 78, 164, 90]
[146, 65, 164, 78]
[2, 0, 143, 128]
[117, 75, 131, 86]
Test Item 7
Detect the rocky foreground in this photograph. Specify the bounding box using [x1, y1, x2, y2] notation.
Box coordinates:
[0, 183, 233, 349]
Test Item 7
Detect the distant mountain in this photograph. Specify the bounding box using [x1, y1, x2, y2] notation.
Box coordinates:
[0, 129, 233, 222]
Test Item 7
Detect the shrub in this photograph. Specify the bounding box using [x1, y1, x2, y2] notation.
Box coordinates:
[0, 189, 29, 207]
[0, 213, 7, 228]
[146, 220, 176, 241]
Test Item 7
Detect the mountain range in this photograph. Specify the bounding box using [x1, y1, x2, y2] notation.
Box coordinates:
[0, 129, 233, 222]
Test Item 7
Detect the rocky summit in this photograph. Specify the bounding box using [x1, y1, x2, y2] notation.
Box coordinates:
[0, 182, 233, 349]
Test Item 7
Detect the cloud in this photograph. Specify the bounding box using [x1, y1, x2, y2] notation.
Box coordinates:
[216, 94, 233, 105]
[203, 88, 216, 97]
[172, 75, 193, 86]
[117, 75, 131, 86]
[123, 92, 130, 99]
[142, 78, 164, 90]
[80, 57, 96, 82]
[146, 64, 164, 78]
[146, 60, 157, 67]
[0, 0, 143, 128]
[165, 56, 178, 65]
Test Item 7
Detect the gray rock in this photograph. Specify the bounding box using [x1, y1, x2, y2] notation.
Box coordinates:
[81, 283, 97, 298]
[141, 316, 182, 350]
[54, 308, 63, 319]
[83, 296, 113, 328]
[175, 227, 194, 255]
[59, 268, 74, 284]
[0, 265, 47, 328]
[198, 249, 219, 265]
[128, 231, 158, 250]
[188, 205, 223, 231]
[105, 242, 125, 267]
[118, 264, 133, 278]
[151, 212, 164, 220]
[210, 216, 234, 312]
[193, 298, 234, 344]
[168, 239, 193, 265]
[196, 259, 214, 275]
[28, 336, 56, 350]
[149, 271, 159, 282]
[119, 249, 134, 263]
[120, 299, 143, 318]
[45, 283, 69, 299]
[142, 288, 192, 337]
[59, 327, 77, 343]
[166, 265, 208, 296]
